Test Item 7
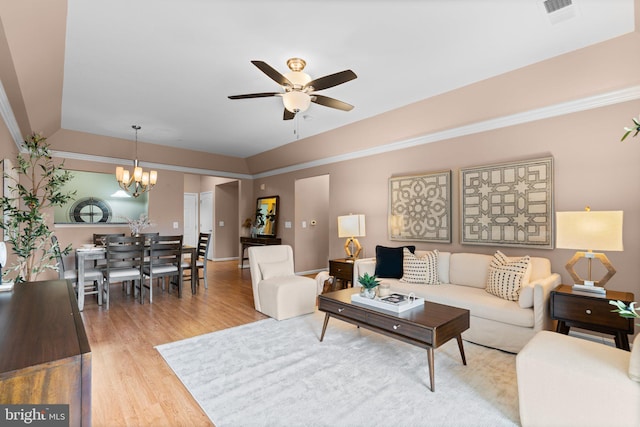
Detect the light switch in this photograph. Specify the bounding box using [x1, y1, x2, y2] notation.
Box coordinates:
[173, 222, 179, 229]
[219, 221, 224, 227]
[302, 221, 307, 228]
[285, 221, 292, 229]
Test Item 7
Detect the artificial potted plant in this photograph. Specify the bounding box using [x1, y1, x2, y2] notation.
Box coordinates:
[358, 272, 381, 299]
[0, 133, 75, 283]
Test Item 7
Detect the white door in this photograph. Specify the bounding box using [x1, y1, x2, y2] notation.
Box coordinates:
[183, 193, 198, 247]
[200, 191, 214, 260]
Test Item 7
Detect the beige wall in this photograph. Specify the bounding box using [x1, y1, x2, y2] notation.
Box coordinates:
[294, 174, 330, 272]
[254, 100, 640, 301]
[214, 181, 239, 259]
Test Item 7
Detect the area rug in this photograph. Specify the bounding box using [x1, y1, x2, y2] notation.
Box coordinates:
[156, 311, 520, 427]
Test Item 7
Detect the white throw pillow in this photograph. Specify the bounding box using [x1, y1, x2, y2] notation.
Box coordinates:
[400, 248, 440, 285]
[259, 260, 290, 280]
[518, 285, 534, 309]
[486, 250, 531, 301]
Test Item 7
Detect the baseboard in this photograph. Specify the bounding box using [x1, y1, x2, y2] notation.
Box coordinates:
[211, 257, 238, 262]
[567, 329, 617, 347]
[297, 269, 325, 276]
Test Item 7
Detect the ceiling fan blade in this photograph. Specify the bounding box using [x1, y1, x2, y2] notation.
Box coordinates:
[228, 92, 281, 99]
[283, 109, 295, 120]
[304, 70, 357, 92]
[251, 60, 292, 87]
[311, 94, 354, 111]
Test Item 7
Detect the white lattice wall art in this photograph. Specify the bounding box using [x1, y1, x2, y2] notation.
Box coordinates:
[389, 170, 451, 243]
[460, 157, 554, 249]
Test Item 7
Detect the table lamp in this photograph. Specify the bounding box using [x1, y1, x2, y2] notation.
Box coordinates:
[337, 214, 366, 259]
[556, 208, 623, 293]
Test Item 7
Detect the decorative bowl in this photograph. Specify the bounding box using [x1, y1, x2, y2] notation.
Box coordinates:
[82, 243, 95, 249]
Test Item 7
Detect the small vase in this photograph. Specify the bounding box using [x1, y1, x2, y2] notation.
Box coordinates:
[361, 287, 377, 299]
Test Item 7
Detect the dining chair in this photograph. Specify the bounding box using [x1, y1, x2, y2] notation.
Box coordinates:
[92, 233, 125, 269]
[102, 235, 145, 309]
[182, 232, 211, 289]
[52, 235, 104, 308]
[141, 234, 183, 303]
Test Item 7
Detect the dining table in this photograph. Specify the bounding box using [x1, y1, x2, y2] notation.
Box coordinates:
[75, 244, 197, 311]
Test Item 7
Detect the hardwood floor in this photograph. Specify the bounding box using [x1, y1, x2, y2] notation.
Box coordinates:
[80, 260, 267, 426]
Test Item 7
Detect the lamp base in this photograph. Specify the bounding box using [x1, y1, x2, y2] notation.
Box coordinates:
[565, 251, 616, 288]
[572, 283, 606, 294]
[343, 237, 362, 259]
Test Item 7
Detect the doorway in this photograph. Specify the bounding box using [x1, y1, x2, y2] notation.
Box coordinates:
[183, 192, 198, 247]
[200, 191, 214, 260]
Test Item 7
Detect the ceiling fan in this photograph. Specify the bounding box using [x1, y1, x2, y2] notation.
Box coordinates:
[228, 58, 357, 120]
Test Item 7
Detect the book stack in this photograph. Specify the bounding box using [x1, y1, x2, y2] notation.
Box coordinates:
[351, 292, 424, 313]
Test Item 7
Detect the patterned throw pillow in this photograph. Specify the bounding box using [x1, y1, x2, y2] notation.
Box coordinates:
[400, 248, 440, 285]
[486, 250, 531, 301]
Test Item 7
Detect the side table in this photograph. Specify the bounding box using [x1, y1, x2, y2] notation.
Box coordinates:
[329, 258, 354, 290]
[550, 284, 635, 350]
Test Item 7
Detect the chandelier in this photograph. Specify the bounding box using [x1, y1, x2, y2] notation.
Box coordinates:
[115, 125, 157, 197]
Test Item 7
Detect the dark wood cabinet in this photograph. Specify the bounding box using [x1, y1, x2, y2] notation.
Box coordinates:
[329, 258, 355, 289]
[240, 236, 282, 268]
[0, 280, 91, 426]
[551, 284, 635, 350]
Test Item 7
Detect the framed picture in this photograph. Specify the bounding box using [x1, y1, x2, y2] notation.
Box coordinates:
[460, 157, 553, 248]
[53, 170, 148, 224]
[388, 170, 451, 243]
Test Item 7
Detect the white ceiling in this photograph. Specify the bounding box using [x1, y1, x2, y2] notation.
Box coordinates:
[61, 0, 635, 158]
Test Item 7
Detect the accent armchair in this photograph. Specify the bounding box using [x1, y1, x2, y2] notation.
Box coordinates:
[248, 245, 316, 320]
[516, 331, 640, 427]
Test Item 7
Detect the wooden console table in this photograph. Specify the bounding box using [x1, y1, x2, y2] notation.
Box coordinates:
[240, 236, 282, 268]
[0, 280, 92, 426]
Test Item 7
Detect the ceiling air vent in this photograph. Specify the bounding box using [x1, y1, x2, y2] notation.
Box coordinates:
[543, 0, 572, 14]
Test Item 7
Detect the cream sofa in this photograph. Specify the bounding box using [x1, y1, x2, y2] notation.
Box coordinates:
[517, 331, 640, 427]
[353, 251, 561, 353]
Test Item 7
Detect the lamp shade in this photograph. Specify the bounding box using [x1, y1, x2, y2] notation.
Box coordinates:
[337, 214, 366, 238]
[556, 210, 623, 251]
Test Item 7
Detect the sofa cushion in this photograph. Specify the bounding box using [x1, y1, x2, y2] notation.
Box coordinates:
[387, 281, 535, 327]
[374, 245, 415, 279]
[259, 260, 291, 280]
[486, 251, 531, 301]
[400, 248, 439, 285]
[449, 253, 492, 288]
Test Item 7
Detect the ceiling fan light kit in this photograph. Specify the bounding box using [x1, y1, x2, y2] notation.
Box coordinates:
[229, 57, 357, 120]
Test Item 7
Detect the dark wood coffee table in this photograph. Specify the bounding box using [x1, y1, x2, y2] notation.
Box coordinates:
[318, 288, 470, 392]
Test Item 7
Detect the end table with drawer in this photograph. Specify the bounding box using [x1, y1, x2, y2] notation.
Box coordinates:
[550, 284, 635, 350]
[329, 258, 355, 291]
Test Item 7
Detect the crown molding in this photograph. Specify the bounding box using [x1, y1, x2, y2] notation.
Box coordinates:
[253, 85, 640, 178]
[4, 85, 639, 179]
[0, 80, 24, 149]
[50, 150, 253, 180]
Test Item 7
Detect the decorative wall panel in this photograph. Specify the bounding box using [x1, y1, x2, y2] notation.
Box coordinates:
[389, 170, 451, 243]
[460, 157, 553, 248]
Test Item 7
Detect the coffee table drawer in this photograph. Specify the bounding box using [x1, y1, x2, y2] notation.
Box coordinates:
[365, 312, 432, 343]
[319, 299, 366, 322]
